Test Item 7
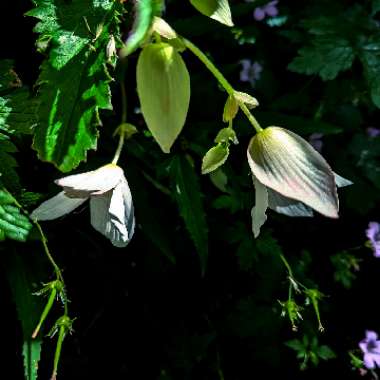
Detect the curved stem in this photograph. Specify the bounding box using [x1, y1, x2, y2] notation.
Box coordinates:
[34, 221, 68, 316]
[182, 38, 263, 133]
[120, 80, 127, 124]
[51, 325, 65, 380]
[112, 81, 127, 165]
[111, 130, 125, 165]
[183, 38, 234, 94]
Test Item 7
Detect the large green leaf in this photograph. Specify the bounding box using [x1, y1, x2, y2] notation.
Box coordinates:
[5, 251, 44, 380]
[26, 0, 115, 69]
[137, 43, 190, 153]
[27, 0, 121, 172]
[0, 89, 37, 135]
[288, 36, 354, 81]
[189, 0, 233, 27]
[0, 189, 32, 242]
[169, 155, 208, 274]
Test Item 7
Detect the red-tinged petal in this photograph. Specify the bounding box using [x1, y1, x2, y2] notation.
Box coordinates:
[247, 127, 339, 218]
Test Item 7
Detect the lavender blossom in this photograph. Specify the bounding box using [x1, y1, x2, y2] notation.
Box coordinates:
[366, 222, 380, 258]
[240, 59, 263, 87]
[367, 127, 380, 138]
[253, 1, 279, 21]
[359, 331, 380, 369]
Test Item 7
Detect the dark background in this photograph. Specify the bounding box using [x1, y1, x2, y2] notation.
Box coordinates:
[1, 0, 380, 379]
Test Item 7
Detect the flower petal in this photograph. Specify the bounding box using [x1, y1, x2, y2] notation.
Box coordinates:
[253, 7, 265, 21]
[30, 191, 87, 221]
[267, 188, 313, 217]
[247, 127, 339, 218]
[56, 164, 124, 196]
[334, 173, 353, 188]
[251, 177, 268, 238]
[364, 353, 376, 369]
[367, 330, 378, 341]
[90, 178, 135, 247]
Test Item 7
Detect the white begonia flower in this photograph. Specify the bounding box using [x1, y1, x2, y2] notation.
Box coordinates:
[31, 164, 135, 247]
[247, 126, 352, 238]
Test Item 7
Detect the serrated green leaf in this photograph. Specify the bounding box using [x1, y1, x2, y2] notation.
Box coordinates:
[0, 61, 37, 190]
[0, 89, 37, 135]
[360, 37, 380, 108]
[317, 345, 336, 360]
[6, 251, 44, 380]
[0, 190, 32, 242]
[137, 43, 190, 153]
[29, 0, 121, 171]
[189, 0, 234, 27]
[26, 0, 116, 69]
[120, 0, 164, 57]
[288, 37, 354, 80]
[201, 144, 229, 174]
[0, 136, 19, 190]
[169, 155, 208, 274]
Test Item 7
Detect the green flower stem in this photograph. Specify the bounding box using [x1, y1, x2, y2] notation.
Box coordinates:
[111, 80, 128, 165]
[112, 128, 125, 165]
[34, 222, 63, 283]
[32, 287, 57, 339]
[51, 325, 66, 380]
[182, 38, 263, 133]
[279, 253, 293, 277]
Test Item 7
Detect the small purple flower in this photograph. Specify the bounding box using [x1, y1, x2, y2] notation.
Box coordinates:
[366, 222, 380, 258]
[367, 127, 380, 138]
[253, 1, 279, 21]
[309, 133, 324, 152]
[359, 331, 380, 369]
[240, 59, 263, 87]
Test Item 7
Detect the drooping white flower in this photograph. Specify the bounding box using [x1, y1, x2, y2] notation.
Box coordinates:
[247, 126, 352, 237]
[31, 164, 135, 247]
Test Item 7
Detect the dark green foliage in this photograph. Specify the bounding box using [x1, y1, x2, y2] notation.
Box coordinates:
[6, 252, 45, 380]
[2, 0, 380, 379]
[169, 155, 208, 274]
[27, 0, 122, 172]
[0, 190, 32, 242]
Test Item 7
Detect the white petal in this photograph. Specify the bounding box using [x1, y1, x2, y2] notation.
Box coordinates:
[90, 178, 135, 247]
[334, 172, 353, 188]
[267, 188, 313, 217]
[247, 127, 339, 218]
[251, 177, 268, 238]
[56, 164, 124, 196]
[30, 191, 87, 221]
